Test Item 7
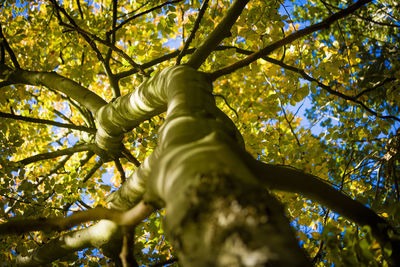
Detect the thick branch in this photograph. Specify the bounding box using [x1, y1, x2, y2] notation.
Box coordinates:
[17, 143, 93, 166]
[15, 220, 120, 266]
[95, 70, 171, 152]
[0, 67, 106, 114]
[114, 46, 241, 80]
[0, 201, 154, 235]
[209, 0, 372, 80]
[0, 111, 96, 133]
[176, 0, 209, 65]
[249, 160, 400, 262]
[186, 0, 249, 69]
[114, 158, 126, 183]
[119, 226, 138, 267]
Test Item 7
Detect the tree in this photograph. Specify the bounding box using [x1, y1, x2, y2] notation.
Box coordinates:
[0, 0, 399, 265]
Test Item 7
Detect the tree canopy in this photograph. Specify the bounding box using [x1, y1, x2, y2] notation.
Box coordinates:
[0, 0, 399, 266]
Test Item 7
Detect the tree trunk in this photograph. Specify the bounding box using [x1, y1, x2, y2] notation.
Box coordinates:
[100, 65, 310, 265]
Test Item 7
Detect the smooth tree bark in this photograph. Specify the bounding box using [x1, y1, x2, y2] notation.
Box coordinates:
[1, 0, 399, 266]
[99, 65, 310, 265]
[12, 65, 399, 266]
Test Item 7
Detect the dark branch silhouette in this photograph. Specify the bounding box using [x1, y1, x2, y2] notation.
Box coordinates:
[0, 23, 20, 69]
[176, 0, 209, 65]
[209, 0, 372, 80]
[17, 144, 94, 166]
[0, 111, 96, 133]
[108, 0, 183, 36]
[186, 0, 249, 69]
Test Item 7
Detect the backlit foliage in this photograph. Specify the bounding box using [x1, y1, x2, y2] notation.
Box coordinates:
[0, 0, 399, 265]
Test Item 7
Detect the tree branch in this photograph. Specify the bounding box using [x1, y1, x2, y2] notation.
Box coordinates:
[279, 103, 302, 147]
[261, 57, 400, 122]
[115, 158, 126, 183]
[103, 0, 121, 98]
[15, 220, 121, 266]
[64, 96, 96, 128]
[150, 257, 178, 267]
[248, 160, 400, 264]
[0, 111, 96, 133]
[76, 0, 84, 19]
[115, 48, 192, 79]
[0, 193, 64, 211]
[219, 45, 400, 122]
[355, 77, 396, 98]
[82, 160, 103, 183]
[186, 0, 249, 69]
[0, 42, 5, 64]
[121, 146, 141, 167]
[50, 0, 147, 77]
[0, 201, 154, 235]
[319, 0, 400, 28]
[175, 0, 209, 65]
[209, 0, 372, 80]
[0, 23, 20, 69]
[108, 0, 183, 36]
[51, 0, 105, 64]
[115, 46, 249, 79]
[17, 143, 93, 166]
[119, 226, 138, 267]
[35, 154, 72, 187]
[0, 67, 107, 114]
[52, 108, 75, 125]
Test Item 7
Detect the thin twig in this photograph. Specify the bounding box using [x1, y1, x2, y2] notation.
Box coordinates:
[259, 56, 400, 122]
[109, 0, 183, 36]
[0, 193, 64, 211]
[50, 0, 147, 77]
[279, 103, 302, 147]
[35, 154, 72, 187]
[82, 160, 103, 183]
[213, 93, 239, 119]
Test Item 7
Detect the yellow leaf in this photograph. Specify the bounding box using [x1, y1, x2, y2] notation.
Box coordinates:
[311, 232, 320, 240]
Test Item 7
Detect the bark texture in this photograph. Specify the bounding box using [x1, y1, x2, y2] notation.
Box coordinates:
[109, 66, 310, 265]
[17, 65, 396, 266]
